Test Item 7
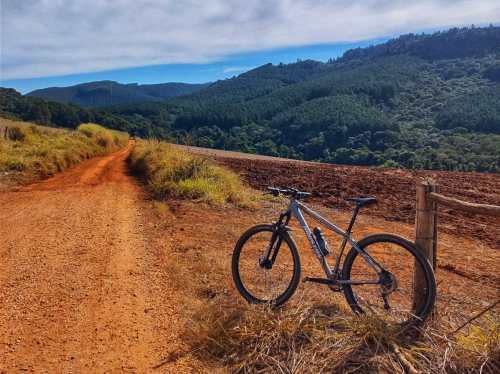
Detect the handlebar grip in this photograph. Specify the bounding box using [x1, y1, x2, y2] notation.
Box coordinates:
[265, 187, 281, 196]
[265, 186, 311, 198]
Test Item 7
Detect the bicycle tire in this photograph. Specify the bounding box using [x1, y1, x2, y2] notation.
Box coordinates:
[232, 224, 301, 306]
[342, 234, 436, 325]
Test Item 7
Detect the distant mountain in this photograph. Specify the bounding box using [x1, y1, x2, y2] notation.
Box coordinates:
[27, 80, 210, 107]
[341, 25, 500, 61]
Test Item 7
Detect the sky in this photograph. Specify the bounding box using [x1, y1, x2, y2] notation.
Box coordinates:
[1, 0, 499, 93]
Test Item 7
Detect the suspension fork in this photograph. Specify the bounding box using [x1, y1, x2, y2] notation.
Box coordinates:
[260, 211, 291, 268]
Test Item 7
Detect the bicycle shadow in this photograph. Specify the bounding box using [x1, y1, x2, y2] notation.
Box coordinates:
[154, 300, 428, 372]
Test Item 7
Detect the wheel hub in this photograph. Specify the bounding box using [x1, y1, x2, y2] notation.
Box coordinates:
[259, 257, 273, 269]
[380, 271, 398, 295]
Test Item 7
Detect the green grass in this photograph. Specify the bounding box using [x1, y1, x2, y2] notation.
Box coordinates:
[128, 140, 256, 207]
[0, 118, 128, 178]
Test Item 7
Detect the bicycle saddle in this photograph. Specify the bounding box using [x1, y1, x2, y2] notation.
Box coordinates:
[346, 196, 377, 207]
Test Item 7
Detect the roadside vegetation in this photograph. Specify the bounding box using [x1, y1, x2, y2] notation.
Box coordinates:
[129, 140, 255, 207]
[0, 118, 128, 182]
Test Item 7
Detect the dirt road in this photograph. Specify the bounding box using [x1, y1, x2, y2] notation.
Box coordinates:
[0, 145, 181, 373]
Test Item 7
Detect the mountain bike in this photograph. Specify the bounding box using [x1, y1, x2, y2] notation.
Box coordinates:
[232, 187, 436, 325]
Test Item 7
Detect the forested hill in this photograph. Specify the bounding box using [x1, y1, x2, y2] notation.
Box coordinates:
[2, 26, 500, 172]
[107, 26, 500, 172]
[27, 80, 209, 108]
[341, 26, 500, 61]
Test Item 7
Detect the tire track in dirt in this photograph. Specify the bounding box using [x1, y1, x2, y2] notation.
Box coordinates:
[0, 144, 181, 373]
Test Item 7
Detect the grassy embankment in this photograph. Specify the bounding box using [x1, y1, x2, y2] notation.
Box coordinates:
[0, 118, 128, 182]
[129, 138, 498, 372]
[129, 140, 256, 207]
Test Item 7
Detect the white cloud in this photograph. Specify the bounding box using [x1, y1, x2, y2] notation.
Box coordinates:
[223, 66, 255, 73]
[1, 0, 499, 80]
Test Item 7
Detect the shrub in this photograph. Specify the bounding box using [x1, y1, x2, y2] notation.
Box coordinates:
[129, 140, 255, 207]
[77, 123, 129, 150]
[0, 118, 129, 181]
[6, 126, 27, 141]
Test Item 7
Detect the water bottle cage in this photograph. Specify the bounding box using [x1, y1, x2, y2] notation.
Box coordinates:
[313, 227, 330, 256]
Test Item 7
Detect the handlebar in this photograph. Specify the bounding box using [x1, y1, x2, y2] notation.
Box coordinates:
[266, 186, 312, 199]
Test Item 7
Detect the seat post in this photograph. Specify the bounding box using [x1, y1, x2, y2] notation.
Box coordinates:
[346, 206, 360, 234]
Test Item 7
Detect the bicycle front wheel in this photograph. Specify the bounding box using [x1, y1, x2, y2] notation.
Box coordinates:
[232, 224, 301, 306]
[342, 234, 436, 325]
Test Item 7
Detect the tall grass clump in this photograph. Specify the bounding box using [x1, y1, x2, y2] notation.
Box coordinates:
[0, 118, 128, 180]
[77, 123, 129, 149]
[453, 316, 500, 372]
[185, 300, 499, 373]
[129, 140, 255, 207]
[185, 300, 426, 373]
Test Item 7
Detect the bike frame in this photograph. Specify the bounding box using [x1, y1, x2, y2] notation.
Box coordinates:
[268, 198, 385, 286]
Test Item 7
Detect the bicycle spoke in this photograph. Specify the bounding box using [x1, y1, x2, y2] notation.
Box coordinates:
[345, 237, 433, 325]
[238, 229, 296, 303]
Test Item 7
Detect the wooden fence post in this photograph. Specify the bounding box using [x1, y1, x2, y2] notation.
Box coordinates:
[413, 179, 438, 311]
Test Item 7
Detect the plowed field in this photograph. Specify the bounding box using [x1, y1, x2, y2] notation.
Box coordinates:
[176, 145, 500, 249]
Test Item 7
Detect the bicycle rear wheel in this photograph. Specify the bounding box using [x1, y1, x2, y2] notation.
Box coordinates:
[232, 224, 301, 306]
[342, 234, 436, 325]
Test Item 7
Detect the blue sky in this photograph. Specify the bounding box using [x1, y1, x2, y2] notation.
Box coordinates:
[2, 39, 386, 94]
[2, 1, 499, 93]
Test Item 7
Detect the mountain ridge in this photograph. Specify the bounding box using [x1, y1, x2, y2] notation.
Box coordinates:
[27, 80, 210, 108]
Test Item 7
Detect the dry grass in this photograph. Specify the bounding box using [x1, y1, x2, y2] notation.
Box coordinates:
[0, 118, 128, 182]
[129, 140, 256, 207]
[185, 300, 499, 373]
[77, 123, 129, 149]
[147, 198, 499, 374]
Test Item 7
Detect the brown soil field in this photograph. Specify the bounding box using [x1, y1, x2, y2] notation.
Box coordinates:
[168, 144, 499, 371]
[175, 144, 500, 250]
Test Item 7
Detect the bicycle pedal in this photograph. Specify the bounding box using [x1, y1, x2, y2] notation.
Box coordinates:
[303, 277, 336, 285]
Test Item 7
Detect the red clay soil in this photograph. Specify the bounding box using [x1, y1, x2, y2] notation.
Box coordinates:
[183, 149, 499, 249]
[0, 144, 191, 373]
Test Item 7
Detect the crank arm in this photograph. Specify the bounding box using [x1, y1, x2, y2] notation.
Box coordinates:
[382, 293, 391, 310]
[303, 277, 337, 285]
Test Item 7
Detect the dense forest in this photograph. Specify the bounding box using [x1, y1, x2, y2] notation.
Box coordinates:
[0, 87, 136, 133]
[27, 80, 209, 108]
[2, 26, 499, 172]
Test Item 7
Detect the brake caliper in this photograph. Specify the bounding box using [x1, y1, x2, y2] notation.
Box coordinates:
[379, 271, 398, 310]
